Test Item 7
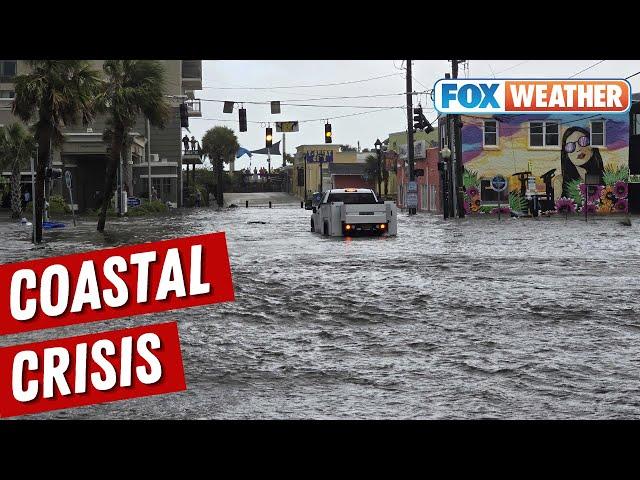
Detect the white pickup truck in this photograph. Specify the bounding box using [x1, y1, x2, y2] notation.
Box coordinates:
[309, 188, 397, 237]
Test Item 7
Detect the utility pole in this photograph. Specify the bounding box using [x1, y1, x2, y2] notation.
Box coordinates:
[282, 133, 286, 168]
[406, 59, 416, 215]
[451, 59, 466, 218]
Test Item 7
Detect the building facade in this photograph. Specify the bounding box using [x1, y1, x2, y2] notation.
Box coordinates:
[0, 60, 202, 212]
[291, 145, 377, 200]
[439, 113, 630, 215]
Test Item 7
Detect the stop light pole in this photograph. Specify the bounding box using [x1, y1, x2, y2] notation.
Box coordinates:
[406, 59, 416, 215]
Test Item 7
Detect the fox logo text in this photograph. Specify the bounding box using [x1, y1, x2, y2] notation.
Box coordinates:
[433, 79, 631, 114]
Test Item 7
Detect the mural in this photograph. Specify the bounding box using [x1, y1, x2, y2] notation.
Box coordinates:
[459, 113, 629, 215]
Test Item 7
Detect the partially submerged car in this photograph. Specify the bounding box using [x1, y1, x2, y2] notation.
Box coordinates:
[309, 188, 397, 237]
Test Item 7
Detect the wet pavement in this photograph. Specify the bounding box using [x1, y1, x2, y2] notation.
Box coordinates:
[1, 205, 640, 419]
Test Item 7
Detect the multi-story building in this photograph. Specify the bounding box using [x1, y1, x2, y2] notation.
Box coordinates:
[0, 60, 202, 212]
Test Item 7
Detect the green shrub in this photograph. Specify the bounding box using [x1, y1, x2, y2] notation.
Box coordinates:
[48, 195, 71, 214]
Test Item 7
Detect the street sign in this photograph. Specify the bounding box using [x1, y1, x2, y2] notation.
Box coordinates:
[408, 181, 418, 192]
[491, 174, 507, 192]
[414, 169, 425, 177]
[406, 192, 418, 208]
[276, 121, 299, 133]
[64, 170, 72, 189]
[128, 196, 142, 207]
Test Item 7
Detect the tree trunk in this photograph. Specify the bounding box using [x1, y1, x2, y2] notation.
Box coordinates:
[216, 157, 224, 207]
[10, 162, 23, 219]
[97, 129, 124, 232]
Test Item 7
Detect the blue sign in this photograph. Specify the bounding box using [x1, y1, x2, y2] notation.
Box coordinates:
[304, 150, 334, 163]
[491, 175, 507, 192]
[128, 197, 142, 207]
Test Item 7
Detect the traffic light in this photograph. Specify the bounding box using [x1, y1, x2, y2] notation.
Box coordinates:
[413, 106, 434, 133]
[265, 127, 273, 148]
[413, 107, 422, 130]
[45, 167, 62, 180]
[239, 108, 247, 132]
[325, 123, 332, 143]
[180, 103, 189, 129]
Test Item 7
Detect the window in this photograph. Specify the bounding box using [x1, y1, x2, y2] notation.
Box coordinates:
[0, 90, 15, 99]
[480, 179, 509, 203]
[483, 120, 498, 146]
[529, 121, 559, 147]
[325, 192, 378, 204]
[590, 120, 605, 146]
[0, 61, 17, 82]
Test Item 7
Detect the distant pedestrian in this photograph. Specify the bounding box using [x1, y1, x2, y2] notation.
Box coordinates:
[182, 135, 190, 153]
[23, 190, 30, 207]
[151, 186, 158, 201]
[195, 190, 201, 207]
[190, 136, 198, 152]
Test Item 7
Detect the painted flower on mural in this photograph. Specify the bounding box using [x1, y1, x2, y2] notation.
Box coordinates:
[463, 201, 471, 215]
[473, 198, 481, 208]
[471, 204, 480, 213]
[614, 198, 628, 213]
[599, 200, 613, 213]
[467, 186, 479, 198]
[613, 180, 628, 199]
[555, 197, 577, 214]
[601, 186, 615, 203]
[584, 203, 598, 215]
[579, 183, 604, 203]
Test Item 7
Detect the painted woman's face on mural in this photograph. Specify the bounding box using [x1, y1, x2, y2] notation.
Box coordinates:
[564, 130, 592, 172]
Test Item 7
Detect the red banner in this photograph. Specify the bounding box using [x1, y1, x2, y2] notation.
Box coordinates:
[0, 233, 234, 335]
[0, 322, 185, 418]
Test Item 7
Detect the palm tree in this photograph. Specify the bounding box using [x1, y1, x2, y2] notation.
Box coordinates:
[12, 60, 102, 243]
[0, 124, 35, 219]
[201, 126, 239, 207]
[364, 154, 381, 196]
[96, 60, 169, 232]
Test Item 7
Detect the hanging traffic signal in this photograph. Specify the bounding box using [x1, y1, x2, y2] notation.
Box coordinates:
[413, 106, 423, 130]
[325, 123, 332, 143]
[265, 127, 273, 148]
[239, 108, 247, 132]
[45, 167, 62, 179]
[180, 103, 189, 129]
[413, 105, 434, 134]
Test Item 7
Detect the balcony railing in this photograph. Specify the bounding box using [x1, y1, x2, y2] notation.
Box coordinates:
[0, 75, 16, 83]
[184, 99, 201, 117]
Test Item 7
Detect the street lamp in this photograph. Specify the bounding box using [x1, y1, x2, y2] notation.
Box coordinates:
[374, 138, 382, 197]
[440, 147, 451, 159]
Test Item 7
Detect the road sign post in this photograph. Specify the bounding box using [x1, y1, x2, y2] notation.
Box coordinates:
[491, 174, 507, 221]
[406, 181, 418, 210]
[64, 170, 77, 227]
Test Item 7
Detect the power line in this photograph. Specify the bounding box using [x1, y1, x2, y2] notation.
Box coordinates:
[200, 73, 403, 90]
[625, 70, 640, 80]
[569, 60, 606, 78]
[198, 98, 405, 109]
[494, 61, 531, 75]
[195, 106, 401, 125]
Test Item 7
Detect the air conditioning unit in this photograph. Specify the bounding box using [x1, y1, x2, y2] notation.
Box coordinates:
[150, 154, 160, 162]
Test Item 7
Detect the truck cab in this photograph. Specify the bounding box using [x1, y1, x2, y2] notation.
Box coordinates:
[310, 188, 397, 237]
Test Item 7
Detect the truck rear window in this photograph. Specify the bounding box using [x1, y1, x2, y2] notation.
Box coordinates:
[326, 192, 377, 204]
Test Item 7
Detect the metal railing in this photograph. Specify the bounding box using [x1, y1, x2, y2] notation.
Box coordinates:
[184, 99, 201, 116]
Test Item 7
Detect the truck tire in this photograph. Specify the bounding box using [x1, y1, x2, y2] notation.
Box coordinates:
[310, 219, 314, 232]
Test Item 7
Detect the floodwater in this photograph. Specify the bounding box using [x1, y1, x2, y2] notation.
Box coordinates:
[1, 202, 640, 419]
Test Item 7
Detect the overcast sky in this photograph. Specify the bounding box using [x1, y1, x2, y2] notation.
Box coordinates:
[187, 60, 640, 171]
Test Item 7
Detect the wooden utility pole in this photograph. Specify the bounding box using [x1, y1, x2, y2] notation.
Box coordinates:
[406, 59, 416, 215]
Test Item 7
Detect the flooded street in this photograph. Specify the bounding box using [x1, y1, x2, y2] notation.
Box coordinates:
[1, 205, 640, 419]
